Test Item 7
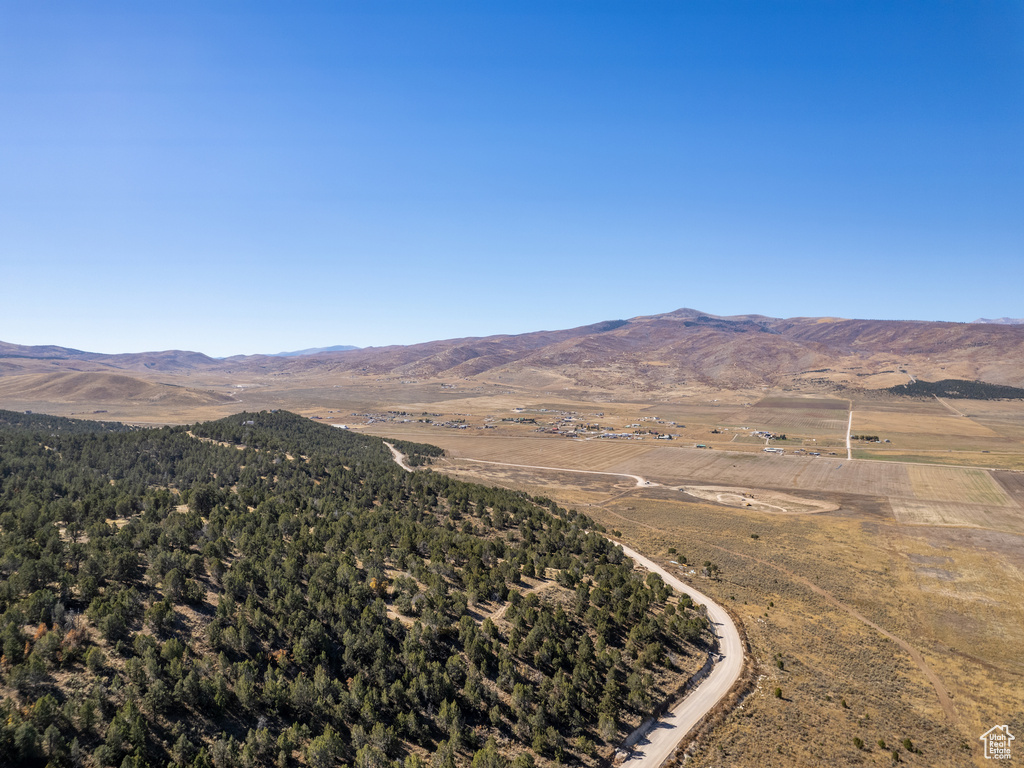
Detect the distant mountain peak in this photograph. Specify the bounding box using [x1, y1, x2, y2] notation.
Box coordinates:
[972, 317, 1024, 325]
[270, 344, 359, 357]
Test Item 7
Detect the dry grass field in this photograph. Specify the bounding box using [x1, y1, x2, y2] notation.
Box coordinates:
[888, 499, 1024, 533]
[905, 465, 1014, 506]
[852, 411, 1001, 438]
[721, 407, 849, 435]
[754, 397, 850, 409]
[854, 449, 1024, 470]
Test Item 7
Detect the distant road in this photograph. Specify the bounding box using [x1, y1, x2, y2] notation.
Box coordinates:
[933, 394, 966, 417]
[846, 409, 853, 461]
[614, 544, 744, 768]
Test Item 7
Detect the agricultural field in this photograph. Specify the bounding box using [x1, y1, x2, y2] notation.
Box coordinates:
[412, 433, 660, 472]
[854, 449, 1024, 471]
[849, 397, 949, 417]
[849, 401, 1024, 469]
[754, 397, 850, 410]
[888, 499, 1024, 534]
[852, 410, 1002, 438]
[905, 465, 1015, 506]
[993, 470, 1024, 506]
[719, 407, 848, 435]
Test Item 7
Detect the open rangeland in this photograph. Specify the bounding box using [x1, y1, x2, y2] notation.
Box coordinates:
[425, 457, 1024, 768]
[3, 370, 1024, 765]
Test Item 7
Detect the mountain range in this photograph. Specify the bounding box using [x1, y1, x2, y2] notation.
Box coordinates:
[3, 309, 1024, 401]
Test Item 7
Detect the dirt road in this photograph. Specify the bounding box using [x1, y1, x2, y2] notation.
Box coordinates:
[846, 409, 853, 460]
[383, 441, 415, 472]
[615, 543, 744, 768]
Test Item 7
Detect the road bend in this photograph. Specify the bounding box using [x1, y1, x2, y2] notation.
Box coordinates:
[383, 441, 416, 472]
[614, 544, 744, 768]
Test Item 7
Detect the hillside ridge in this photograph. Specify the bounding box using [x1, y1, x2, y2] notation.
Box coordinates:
[3, 309, 1024, 394]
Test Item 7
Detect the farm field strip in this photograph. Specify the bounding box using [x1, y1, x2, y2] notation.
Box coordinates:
[853, 450, 1024, 470]
[939, 399, 1024, 419]
[906, 464, 1017, 506]
[415, 434, 659, 472]
[852, 410, 1003, 437]
[597, 447, 919, 498]
[858, 432, 1022, 452]
[972, 419, 1024, 442]
[753, 396, 849, 409]
[993, 471, 1024, 507]
[717, 408, 848, 433]
[728, 434, 846, 448]
[889, 499, 1024, 534]
[850, 399, 949, 415]
[638, 405, 750, 420]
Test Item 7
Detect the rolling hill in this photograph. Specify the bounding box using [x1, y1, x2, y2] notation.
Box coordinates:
[3, 310, 1024, 400]
[0, 372, 236, 408]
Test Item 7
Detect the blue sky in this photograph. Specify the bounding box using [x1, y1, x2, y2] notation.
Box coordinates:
[2, 1, 1022, 356]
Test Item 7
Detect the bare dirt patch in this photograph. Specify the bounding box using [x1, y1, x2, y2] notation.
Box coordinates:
[754, 396, 849, 410]
[992, 470, 1024, 506]
[888, 499, 1024, 535]
[679, 486, 839, 515]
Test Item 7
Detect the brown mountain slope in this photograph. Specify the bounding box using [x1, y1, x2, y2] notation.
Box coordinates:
[0, 372, 236, 407]
[2, 310, 1023, 396]
[0, 343, 222, 375]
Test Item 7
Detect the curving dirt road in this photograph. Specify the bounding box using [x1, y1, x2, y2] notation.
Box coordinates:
[386, 446, 744, 765]
[614, 543, 744, 768]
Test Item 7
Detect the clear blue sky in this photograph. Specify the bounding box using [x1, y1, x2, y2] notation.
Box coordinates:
[2, 1, 1022, 356]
